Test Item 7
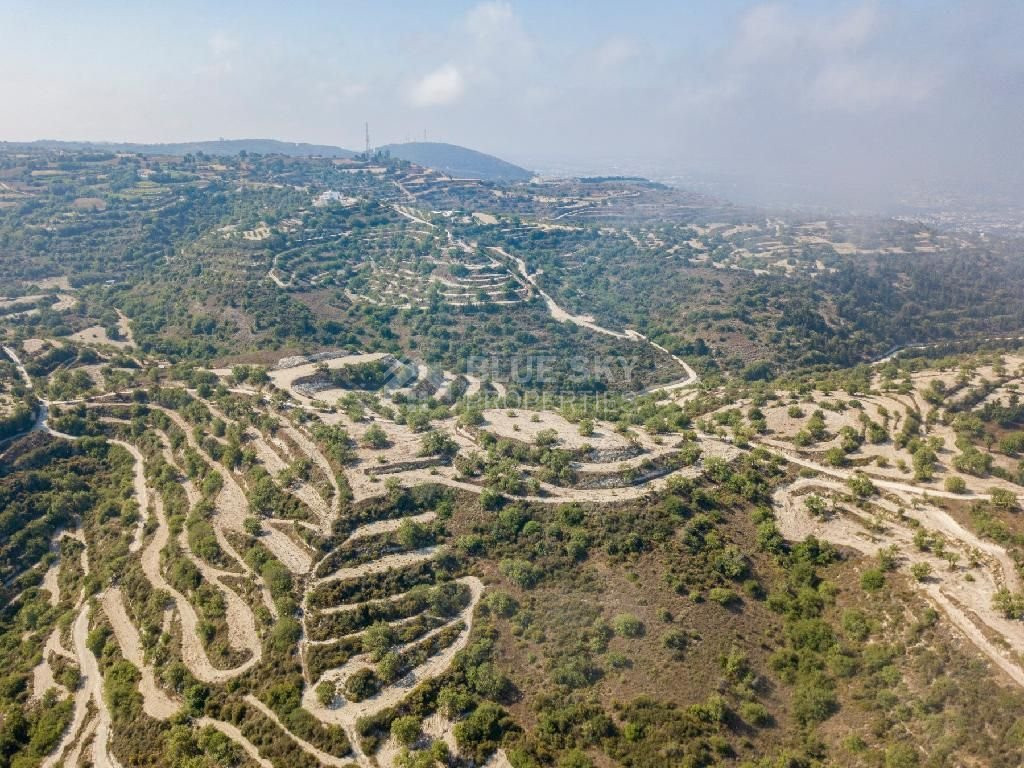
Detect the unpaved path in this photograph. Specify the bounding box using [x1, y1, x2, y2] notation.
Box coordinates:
[30, 628, 71, 702]
[196, 718, 274, 768]
[42, 561, 60, 606]
[758, 440, 1017, 502]
[159, 407, 312, 573]
[101, 588, 180, 719]
[41, 606, 96, 768]
[138, 455, 259, 683]
[282, 423, 342, 527]
[2, 344, 33, 390]
[348, 461, 704, 506]
[77, 601, 124, 768]
[489, 247, 630, 339]
[63, 717, 97, 768]
[775, 479, 1024, 687]
[392, 205, 434, 229]
[316, 547, 442, 586]
[486, 247, 697, 391]
[158, 442, 252, 581]
[109, 439, 150, 554]
[243, 694, 353, 768]
[302, 577, 484, 767]
[347, 511, 437, 541]
[173, 504, 261, 656]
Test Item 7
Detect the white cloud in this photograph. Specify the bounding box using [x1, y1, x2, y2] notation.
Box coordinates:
[205, 32, 241, 75]
[708, 1, 937, 115]
[462, 0, 533, 72]
[410, 63, 464, 107]
[734, 1, 878, 59]
[811, 60, 935, 112]
[593, 38, 638, 72]
[208, 32, 239, 58]
[465, 1, 516, 42]
[405, 2, 532, 109]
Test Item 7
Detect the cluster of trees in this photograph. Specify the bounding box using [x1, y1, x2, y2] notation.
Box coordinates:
[0, 398, 35, 442]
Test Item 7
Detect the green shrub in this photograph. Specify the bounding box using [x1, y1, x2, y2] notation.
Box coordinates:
[611, 614, 645, 638]
[708, 587, 740, 607]
[344, 668, 379, 702]
[499, 558, 540, 589]
[739, 700, 771, 727]
[944, 475, 967, 493]
[910, 562, 932, 582]
[391, 715, 421, 746]
[860, 568, 885, 592]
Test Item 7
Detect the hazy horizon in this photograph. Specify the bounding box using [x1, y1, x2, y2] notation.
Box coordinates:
[3, 0, 1022, 208]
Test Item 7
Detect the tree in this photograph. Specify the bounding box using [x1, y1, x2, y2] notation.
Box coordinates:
[534, 428, 558, 448]
[418, 430, 459, 458]
[363, 622, 396, 662]
[991, 487, 1018, 510]
[316, 680, 337, 706]
[454, 703, 514, 765]
[994, 589, 1024, 619]
[378, 651, 401, 683]
[499, 558, 539, 588]
[662, 629, 688, 658]
[824, 447, 847, 467]
[885, 743, 920, 768]
[807, 410, 828, 442]
[397, 519, 431, 549]
[362, 423, 390, 449]
[847, 472, 876, 498]
[860, 568, 885, 592]
[954, 446, 992, 477]
[944, 475, 967, 494]
[612, 614, 645, 637]
[912, 445, 937, 481]
[344, 668, 379, 702]
[391, 715, 421, 747]
[910, 562, 932, 582]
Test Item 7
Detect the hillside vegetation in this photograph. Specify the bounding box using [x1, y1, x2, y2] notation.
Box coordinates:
[1, 145, 1024, 768]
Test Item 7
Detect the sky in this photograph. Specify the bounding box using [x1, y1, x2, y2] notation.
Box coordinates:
[2, 0, 1022, 208]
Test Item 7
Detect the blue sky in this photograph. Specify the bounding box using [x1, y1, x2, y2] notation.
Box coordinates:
[2, 1, 1022, 204]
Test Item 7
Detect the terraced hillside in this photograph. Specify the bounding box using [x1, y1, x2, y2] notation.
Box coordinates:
[5, 146, 1024, 767]
[4, 304, 1024, 766]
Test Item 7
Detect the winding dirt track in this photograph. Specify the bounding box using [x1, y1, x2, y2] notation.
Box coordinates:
[302, 576, 484, 767]
[174, 504, 261, 655]
[137, 444, 260, 683]
[41, 561, 60, 606]
[101, 588, 180, 719]
[196, 718, 274, 768]
[109, 439, 150, 553]
[158, 407, 313, 574]
[316, 546, 443, 586]
[14, 293, 699, 768]
[8, 290, 705, 768]
[483, 247, 699, 392]
[43, 602, 125, 768]
[157, 409, 311, 573]
[244, 695, 353, 768]
[774, 474, 1024, 687]
[30, 628, 70, 702]
[101, 590, 280, 766]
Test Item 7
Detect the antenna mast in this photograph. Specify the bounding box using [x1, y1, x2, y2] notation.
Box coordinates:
[365, 123, 371, 156]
